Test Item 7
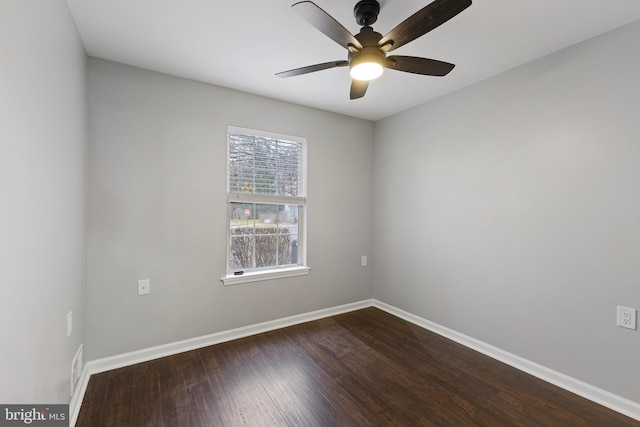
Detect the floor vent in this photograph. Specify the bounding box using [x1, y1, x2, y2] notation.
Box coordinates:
[71, 344, 83, 396]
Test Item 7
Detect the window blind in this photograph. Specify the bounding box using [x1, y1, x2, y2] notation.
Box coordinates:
[228, 129, 305, 201]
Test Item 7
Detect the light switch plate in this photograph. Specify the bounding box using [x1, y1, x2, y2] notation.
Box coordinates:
[67, 311, 72, 336]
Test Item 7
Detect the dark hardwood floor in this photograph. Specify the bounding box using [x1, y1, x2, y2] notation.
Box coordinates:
[76, 307, 640, 426]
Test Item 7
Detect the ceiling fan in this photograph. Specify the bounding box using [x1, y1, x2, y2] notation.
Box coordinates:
[276, 0, 472, 99]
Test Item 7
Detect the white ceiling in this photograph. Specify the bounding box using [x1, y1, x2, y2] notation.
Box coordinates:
[67, 0, 640, 121]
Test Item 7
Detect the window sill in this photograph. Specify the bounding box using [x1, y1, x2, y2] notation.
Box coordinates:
[221, 266, 310, 286]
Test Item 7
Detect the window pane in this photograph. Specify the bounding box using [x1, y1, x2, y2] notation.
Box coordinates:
[278, 234, 293, 265]
[279, 205, 298, 231]
[230, 203, 255, 225]
[255, 235, 278, 268]
[228, 132, 304, 197]
[228, 202, 302, 271]
[229, 203, 254, 269]
[255, 204, 279, 268]
[229, 235, 253, 269]
[279, 205, 298, 266]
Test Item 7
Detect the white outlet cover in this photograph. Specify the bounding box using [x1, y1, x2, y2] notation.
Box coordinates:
[617, 306, 637, 330]
[138, 279, 151, 296]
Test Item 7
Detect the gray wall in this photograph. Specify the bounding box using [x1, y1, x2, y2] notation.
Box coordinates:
[373, 21, 640, 402]
[0, 0, 87, 402]
[86, 58, 374, 360]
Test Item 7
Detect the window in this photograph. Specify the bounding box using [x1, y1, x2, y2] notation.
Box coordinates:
[223, 126, 309, 285]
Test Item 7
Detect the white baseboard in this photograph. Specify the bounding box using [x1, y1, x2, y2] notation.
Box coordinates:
[68, 299, 373, 425]
[69, 365, 91, 426]
[372, 300, 640, 422]
[69, 298, 640, 424]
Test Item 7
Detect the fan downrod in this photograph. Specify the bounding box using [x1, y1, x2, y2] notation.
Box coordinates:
[354, 0, 380, 26]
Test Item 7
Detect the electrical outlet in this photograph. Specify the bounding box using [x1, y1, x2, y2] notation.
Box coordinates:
[617, 306, 637, 330]
[138, 279, 151, 296]
[361, 256, 367, 267]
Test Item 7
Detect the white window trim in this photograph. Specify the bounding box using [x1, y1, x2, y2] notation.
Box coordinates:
[221, 265, 311, 286]
[222, 202, 308, 285]
[227, 193, 306, 205]
[223, 125, 308, 285]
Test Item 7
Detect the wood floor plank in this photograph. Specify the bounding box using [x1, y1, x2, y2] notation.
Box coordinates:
[159, 375, 192, 427]
[184, 380, 226, 426]
[249, 328, 382, 426]
[199, 338, 263, 391]
[76, 308, 640, 427]
[209, 382, 287, 426]
[333, 373, 417, 426]
[157, 351, 183, 381]
[75, 371, 109, 427]
[128, 360, 162, 427]
[264, 375, 363, 427]
[97, 365, 135, 427]
[199, 343, 287, 425]
[178, 350, 208, 387]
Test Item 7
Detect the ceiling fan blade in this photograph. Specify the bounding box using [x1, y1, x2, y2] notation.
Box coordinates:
[386, 56, 455, 76]
[350, 79, 369, 100]
[276, 60, 348, 78]
[292, 1, 362, 50]
[379, 0, 472, 52]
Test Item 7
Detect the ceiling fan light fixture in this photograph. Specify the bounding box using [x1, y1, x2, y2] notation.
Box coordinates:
[349, 51, 384, 81]
[278, 0, 473, 99]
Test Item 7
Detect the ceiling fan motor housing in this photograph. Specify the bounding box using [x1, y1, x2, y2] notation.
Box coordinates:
[349, 25, 386, 81]
[349, 26, 386, 79]
[354, 0, 380, 26]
